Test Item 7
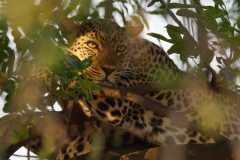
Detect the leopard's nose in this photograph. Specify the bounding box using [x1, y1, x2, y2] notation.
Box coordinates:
[102, 65, 115, 76]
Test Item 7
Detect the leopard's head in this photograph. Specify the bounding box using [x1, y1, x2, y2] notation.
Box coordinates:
[67, 19, 129, 81]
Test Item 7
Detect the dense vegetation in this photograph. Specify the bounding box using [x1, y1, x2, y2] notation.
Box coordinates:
[0, 0, 240, 159]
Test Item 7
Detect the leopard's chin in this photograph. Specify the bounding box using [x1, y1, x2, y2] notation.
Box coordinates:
[83, 66, 106, 81]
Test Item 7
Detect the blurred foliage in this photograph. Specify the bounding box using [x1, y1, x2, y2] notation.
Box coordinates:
[147, 0, 240, 91]
[0, 0, 240, 159]
[0, 0, 157, 113]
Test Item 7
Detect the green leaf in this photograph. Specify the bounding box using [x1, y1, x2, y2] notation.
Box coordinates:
[166, 25, 182, 41]
[11, 128, 29, 144]
[3, 102, 11, 113]
[203, 15, 218, 30]
[176, 9, 197, 18]
[3, 79, 16, 95]
[237, 20, 240, 28]
[64, 0, 81, 15]
[168, 44, 181, 54]
[0, 18, 8, 44]
[2, 79, 16, 112]
[76, 77, 101, 100]
[203, 6, 226, 18]
[218, 18, 234, 36]
[0, 17, 7, 31]
[147, 33, 172, 43]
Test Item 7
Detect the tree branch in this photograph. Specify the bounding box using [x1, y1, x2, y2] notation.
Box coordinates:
[158, 0, 198, 47]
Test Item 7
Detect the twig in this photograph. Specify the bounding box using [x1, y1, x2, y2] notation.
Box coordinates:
[97, 82, 171, 116]
[27, 127, 30, 160]
[158, 0, 198, 47]
[12, 154, 38, 158]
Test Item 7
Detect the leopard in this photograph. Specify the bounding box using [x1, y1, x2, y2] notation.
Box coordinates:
[57, 18, 240, 159]
[55, 18, 184, 159]
[20, 19, 236, 160]
[3, 19, 238, 160]
[55, 118, 155, 160]
[56, 87, 240, 159]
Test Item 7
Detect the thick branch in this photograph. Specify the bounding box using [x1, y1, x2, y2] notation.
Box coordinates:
[98, 82, 170, 116]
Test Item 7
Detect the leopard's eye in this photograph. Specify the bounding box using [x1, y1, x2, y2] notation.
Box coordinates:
[86, 40, 99, 49]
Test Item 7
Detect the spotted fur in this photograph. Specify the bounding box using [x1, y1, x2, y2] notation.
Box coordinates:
[67, 19, 182, 88]
[58, 19, 240, 159]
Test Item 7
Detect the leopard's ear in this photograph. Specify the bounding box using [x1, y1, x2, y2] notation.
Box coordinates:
[126, 16, 144, 38]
